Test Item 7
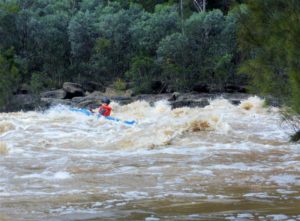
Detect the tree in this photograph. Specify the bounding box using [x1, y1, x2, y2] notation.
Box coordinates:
[68, 10, 96, 81]
[0, 48, 20, 108]
[130, 4, 180, 56]
[193, 0, 206, 12]
[157, 32, 190, 91]
[90, 3, 144, 81]
[0, 0, 20, 50]
[238, 0, 300, 140]
[126, 56, 160, 93]
[238, 0, 296, 107]
[185, 9, 237, 88]
[156, 9, 241, 91]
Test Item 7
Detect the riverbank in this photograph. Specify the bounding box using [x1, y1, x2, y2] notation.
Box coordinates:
[0, 82, 254, 112]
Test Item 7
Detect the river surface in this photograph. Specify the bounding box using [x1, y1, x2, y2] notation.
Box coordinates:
[0, 96, 300, 221]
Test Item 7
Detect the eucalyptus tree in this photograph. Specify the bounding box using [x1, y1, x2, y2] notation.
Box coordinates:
[0, 0, 20, 50]
[130, 4, 180, 56]
[0, 48, 20, 108]
[157, 32, 190, 91]
[185, 10, 235, 87]
[68, 10, 96, 82]
[157, 9, 239, 91]
[90, 3, 144, 81]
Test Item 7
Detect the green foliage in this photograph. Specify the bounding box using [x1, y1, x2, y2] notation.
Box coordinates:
[0, 1, 20, 49]
[29, 72, 51, 93]
[94, 38, 111, 53]
[68, 10, 95, 61]
[0, 48, 20, 107]
[157, 9, 241, 91]
[157, 32, 191, 91]
[126, 56, 160, 93]
[0, 0, 246, 103]
[113, 78, 127, 91]
[130, 5, 180, 55]
[79, 0, 104, 11]
[89, 3, 144, 81]
[238, 0, 300, 112]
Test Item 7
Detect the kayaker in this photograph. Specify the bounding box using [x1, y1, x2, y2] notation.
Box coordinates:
[90, 97, 112, 116]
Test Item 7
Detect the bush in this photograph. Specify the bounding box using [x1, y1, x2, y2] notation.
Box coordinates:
[29, 72, 51, 94]
[0, 48, 20, 108]
[126, 56, 160, 93]
[113, 78, 127, 91]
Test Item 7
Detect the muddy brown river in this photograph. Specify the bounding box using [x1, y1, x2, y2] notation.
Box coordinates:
[0, 97, 300, 220]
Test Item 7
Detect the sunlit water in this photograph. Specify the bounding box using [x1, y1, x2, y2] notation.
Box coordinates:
[1, 96, 300, 221]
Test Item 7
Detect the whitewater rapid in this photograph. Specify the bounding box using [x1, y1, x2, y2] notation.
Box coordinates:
[0, 96, 300, 221]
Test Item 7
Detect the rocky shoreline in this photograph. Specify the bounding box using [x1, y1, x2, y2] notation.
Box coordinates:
[1, 82, 255, 112]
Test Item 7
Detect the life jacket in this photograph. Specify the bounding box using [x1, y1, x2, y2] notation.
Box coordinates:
[99, 104, 112, 117]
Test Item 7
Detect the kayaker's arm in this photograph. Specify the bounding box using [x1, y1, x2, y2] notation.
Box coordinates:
[98, 108, 106, 116]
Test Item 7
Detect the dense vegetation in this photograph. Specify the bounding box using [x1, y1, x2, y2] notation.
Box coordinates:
[0, 0, 300, 118]
[238, 0, 300, 114]
[0, 0, 244, 101]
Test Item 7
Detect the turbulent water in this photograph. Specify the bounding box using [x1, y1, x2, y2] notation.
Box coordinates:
[1, 96, 300, 221]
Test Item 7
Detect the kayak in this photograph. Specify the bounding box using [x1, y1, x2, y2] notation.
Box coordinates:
[70, 108, 136, 125]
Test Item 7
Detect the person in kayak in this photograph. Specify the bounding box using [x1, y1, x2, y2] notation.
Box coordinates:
[90, 97, 112, 116]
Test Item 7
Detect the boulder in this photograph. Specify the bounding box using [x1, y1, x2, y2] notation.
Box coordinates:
[63, 82, 84, 99]
[229, 99, 241, 105]
[224, 84, 247, 93]
[168, 92, 181, 101]
[77, 100, 99, 109]
[71, 96, 88, 104]
[17, 84, 30, 94]
[290, 130, 300, 142]
[40, 89, 67, 99]
[82, 81, 105, 93]
[5, 94, 45, 112]
[170, 99, 210, 109]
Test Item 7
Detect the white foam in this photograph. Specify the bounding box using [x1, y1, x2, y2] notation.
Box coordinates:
[243, 192, 278, 199]
[195, 170, 215, 176]
[276, 189, 298, 195]
[53, 171, 72, 179]
[145, 216, 160, 221]
[18, 171, 71, 180]
[266, 214, 289, 220]
[269, 174, 300, 186]
[237, 213, 254, 218]
[119, 191, 149, 200]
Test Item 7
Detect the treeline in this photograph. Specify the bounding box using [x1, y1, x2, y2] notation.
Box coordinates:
[0, 0, 245, 106]
[1, 0, 300, 116]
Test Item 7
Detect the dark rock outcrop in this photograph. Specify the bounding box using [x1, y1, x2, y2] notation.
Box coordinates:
[290, 130, 300, 142]
[63, 82, 84, 99]
[1, 79, 254, 113]
[5, 94, 47, 112]
[224, 84, 247, 93]
[40, 89, 67, 99]
[16, 84, 30, 95]
[82, 81, 105, 93]
[170, 99, 210, 109]
[168, 92, 181, 101]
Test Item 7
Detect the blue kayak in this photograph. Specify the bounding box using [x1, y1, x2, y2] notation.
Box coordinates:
[70, 108, 136, 125]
